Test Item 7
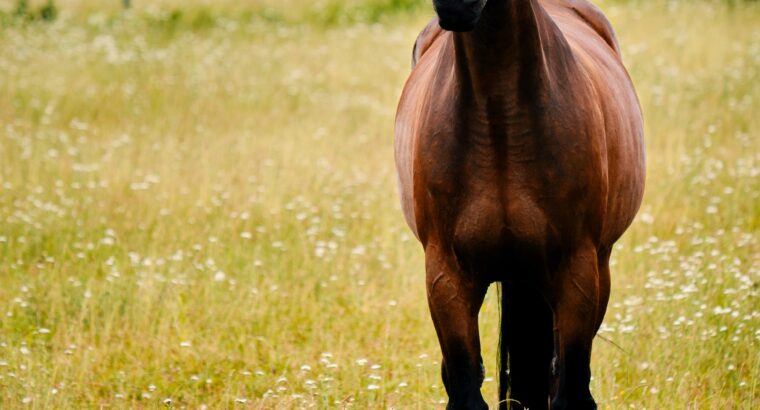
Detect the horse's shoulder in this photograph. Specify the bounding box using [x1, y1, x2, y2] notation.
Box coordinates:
[558, 0, 621, 55]
[412, 17, 444, 69]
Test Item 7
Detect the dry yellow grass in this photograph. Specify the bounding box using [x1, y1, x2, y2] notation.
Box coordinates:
[0, 0, 758, 408]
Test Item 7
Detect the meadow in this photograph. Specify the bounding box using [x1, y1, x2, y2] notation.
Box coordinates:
[0, 0, 758, 408]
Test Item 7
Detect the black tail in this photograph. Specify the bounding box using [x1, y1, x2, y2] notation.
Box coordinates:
[497, 281, 555, 410]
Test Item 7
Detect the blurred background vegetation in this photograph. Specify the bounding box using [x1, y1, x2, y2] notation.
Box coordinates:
[2, 0, 428, 26]
[1, 0, 755, 26]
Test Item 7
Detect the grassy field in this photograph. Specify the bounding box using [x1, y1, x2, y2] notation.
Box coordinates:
[0, 0, 758, 408]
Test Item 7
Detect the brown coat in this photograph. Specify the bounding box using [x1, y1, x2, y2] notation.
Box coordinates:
[394, 1, 645, 409]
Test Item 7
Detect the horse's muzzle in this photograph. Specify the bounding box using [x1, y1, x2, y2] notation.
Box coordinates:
[434, 0, 484, 32]
[438, 16, 478, 32]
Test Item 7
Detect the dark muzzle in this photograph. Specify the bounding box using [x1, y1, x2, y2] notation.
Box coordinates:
[434, 0, 485, 32]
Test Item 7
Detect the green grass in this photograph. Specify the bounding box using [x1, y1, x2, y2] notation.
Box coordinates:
[0, 0, 758, 408]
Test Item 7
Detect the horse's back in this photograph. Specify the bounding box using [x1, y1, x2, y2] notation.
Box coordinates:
[546, 0, 621, 55]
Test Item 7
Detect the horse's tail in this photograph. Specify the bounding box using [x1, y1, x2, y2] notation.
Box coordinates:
[497, 281, 510, 410]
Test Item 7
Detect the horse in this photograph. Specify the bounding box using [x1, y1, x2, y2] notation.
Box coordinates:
[393, 0, 645, 409]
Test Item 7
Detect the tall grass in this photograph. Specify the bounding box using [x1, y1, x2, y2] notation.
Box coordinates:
[0, 0, 757, 408]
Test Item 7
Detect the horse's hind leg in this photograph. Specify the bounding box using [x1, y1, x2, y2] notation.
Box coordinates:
[548, 245, 600, 410]
[425, 247, 488, 410]
[501, 281, 553, 410]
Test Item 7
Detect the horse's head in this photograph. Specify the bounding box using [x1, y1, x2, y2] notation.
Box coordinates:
[433, 0, 487, 32]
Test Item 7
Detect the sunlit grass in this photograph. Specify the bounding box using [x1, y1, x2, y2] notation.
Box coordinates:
[0, 0, 758, 408]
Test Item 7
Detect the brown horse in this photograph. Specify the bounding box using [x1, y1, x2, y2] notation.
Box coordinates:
[394, 0, 645, 409]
